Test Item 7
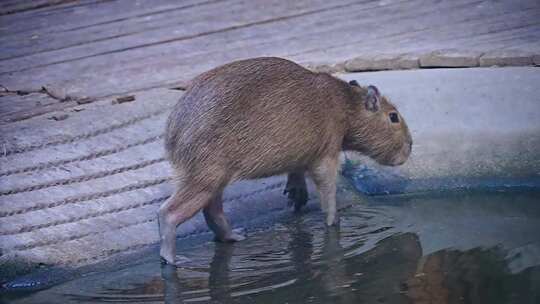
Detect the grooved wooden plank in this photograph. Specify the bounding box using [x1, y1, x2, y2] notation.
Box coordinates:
[0, 0, 203, 37]
[0, 92, 60, 119]
[0, 0, 472, 98]
[288, 1, 540, 63]
[0, 0, 222, 59]
[0, 87, 177, 156]
[0, 0, 84, 16]
[0, 0, 364, 72]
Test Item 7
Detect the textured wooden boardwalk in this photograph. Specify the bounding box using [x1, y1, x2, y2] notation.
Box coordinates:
[1, 0, 539, 278]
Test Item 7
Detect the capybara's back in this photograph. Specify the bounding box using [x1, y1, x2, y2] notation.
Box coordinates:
[165, 57, 348, 181]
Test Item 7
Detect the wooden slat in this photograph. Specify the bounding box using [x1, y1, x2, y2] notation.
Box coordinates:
[0, 0, 353, 68]
[0, 0, 81, 16]
[0, 0, 206, 37]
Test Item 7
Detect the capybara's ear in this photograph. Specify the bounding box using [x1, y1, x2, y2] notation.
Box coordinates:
[348, 80, 359, 87]
[365, 85, 380, 112]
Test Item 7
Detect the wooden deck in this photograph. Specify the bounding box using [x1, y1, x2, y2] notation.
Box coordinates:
[1, 0, 539, 121]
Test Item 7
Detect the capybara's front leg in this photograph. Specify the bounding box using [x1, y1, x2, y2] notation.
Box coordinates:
[284, 171, 308, 212]
[158, 188, 216, 265]
[309, 155, 339, 226]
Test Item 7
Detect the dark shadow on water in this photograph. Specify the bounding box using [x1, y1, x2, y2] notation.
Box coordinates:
[406, 247, 540, 304]
[161, 264, 184, 304]
[207, 243, 235, 303]
[161, 243, 238, 304]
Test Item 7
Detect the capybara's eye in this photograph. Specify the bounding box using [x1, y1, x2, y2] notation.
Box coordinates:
[389, 112, 399, 123]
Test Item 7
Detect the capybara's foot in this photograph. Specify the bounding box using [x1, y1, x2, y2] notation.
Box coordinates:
[160, 256, 172, 265]
[228, 231, 247, 242]
[214, 229, 246, 243]
[284, 174, 308, 212]
[285, 187, 308, 212]
[160, 251, 176, 265]
[325, 213, 340, 227]
[158, 213, 178, 266]
[160, 254, 191, 267]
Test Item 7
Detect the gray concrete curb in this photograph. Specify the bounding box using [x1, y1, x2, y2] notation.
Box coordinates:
[308, 49, 540, 73]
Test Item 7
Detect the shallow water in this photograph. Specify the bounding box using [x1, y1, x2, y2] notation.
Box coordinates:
[6, 189, 540, 304]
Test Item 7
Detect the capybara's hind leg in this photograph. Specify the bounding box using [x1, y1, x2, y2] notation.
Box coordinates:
[203, 191, 246, 242]
[284, 171, 308, 212]
[158, 187, 216, 265]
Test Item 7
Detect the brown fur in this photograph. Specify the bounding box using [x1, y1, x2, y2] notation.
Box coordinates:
[158, 57, 412, 264]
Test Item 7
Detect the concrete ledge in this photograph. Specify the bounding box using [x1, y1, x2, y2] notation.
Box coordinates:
[344, 54, 419, 72]
[303, 61, 345, 74]
[419, 49, 482, 68]
[305, 49, 539, 73]
[479, 50, 534, 67]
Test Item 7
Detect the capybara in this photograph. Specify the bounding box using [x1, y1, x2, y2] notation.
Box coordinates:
[159, 57, 412, 264]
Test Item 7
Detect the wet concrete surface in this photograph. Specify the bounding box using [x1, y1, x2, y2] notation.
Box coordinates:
[4, 187, 539, 304]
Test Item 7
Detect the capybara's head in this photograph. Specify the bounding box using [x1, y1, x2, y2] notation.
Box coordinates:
[343, 81, 412, 166]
